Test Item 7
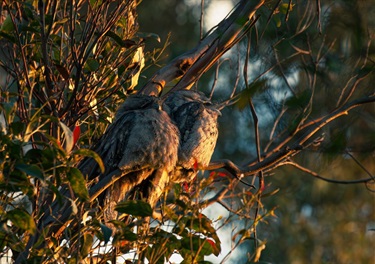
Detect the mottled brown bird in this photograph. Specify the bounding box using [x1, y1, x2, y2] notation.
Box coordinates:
[163, 90, 220, 185]
[15, 94, 179, 263]
[80, 94, 180, 221]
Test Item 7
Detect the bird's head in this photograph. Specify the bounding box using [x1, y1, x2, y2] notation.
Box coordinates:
[115, 94, 161, 120]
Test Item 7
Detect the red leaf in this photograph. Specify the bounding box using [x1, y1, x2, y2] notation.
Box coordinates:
[182, 182, 189, 193]
[259, 178, 265, 192]
[193, 159, 198, 171]
[205, 237, 220, 256]
[217, 172, 228, 178]
[73, 125, 81, 146]
[209, 171, 229, 180]
[206, 237, 215, 247]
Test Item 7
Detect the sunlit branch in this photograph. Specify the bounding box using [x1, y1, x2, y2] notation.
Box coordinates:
[207, 94, 375, 185]
[139, 0, 265, 96]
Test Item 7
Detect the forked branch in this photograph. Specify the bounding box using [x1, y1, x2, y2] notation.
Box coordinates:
[206, 94, 375, 185]
[139, 0, 265, 96]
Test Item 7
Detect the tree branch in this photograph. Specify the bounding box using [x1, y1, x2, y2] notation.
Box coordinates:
[285, 160, 374, 184]
[206, 94, 375, 182]
[139, 0, 265, 96]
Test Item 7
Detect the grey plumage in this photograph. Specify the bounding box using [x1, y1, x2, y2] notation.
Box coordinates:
[163, 90, 220, 184]
[20, 91, 221, 260]
[80, 94, 180, 220]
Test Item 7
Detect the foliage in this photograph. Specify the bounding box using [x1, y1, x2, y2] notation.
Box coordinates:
[0, 0, 374, 263]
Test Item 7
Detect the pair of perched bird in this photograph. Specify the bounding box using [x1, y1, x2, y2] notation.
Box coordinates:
[80, 89, 221, 221]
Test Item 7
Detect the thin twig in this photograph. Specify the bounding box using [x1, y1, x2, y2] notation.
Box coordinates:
[199, 0, 204, 40]
[345, 151, 374, 179]
[207, 94, 375, 184]
[285, 160, 375, 185]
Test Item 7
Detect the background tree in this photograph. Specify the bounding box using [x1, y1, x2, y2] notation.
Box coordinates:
[0, 0, 374, 263]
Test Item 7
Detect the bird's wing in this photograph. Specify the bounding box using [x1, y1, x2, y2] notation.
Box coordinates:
[79, 110, 151, 181]
[88, 107, 179, 201]
[172, 102, 219, 168]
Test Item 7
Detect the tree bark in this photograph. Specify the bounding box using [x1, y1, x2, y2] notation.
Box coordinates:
[139, 0, 265, 96]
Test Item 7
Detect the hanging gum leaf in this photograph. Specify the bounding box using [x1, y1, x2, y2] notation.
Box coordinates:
[59, 121, 74, 153]
[15, 163, 44, 180]
[100, 223, 113, 244]
[72, 148, 105, 173]
[67, 167, 89, 201]
[80, 233, 94, 258]
[72, 125, 81, 146]
[115, 200, 153, 217]
[6, 209, 36, 235]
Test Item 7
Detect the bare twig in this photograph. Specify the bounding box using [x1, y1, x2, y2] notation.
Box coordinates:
[345, 151, 375, 179]
[316, 0, 322, 33]
[199, 0, 204, 40]
[207, 94, 375, 183]
[285, 160, 374, 185]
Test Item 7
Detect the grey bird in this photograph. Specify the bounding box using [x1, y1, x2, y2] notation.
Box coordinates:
[163, 89, 221, 185]
[41, 94, 179, 228]
[16, 94, 180, 262]
[82, 94, 180, 221]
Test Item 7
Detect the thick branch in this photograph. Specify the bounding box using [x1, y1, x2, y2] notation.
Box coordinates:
[139, 0, 265, 96]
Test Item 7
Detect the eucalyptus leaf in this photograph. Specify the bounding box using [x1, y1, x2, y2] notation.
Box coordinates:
[115, 200, 153, 217]
[15, 163, 44, 180]
[6, 209, 36, 235]
[67, 167, 89, 201]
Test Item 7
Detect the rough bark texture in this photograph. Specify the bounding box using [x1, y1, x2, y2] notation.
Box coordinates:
[139, 0, 265, 96]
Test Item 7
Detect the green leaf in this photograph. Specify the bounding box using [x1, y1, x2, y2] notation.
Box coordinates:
[105, 31, 136, 47]
[15, 163, 44, 180]
[205, 238, 221, 257]
[279, 3, 294, 14]
[181, 235, 216, 257]
[115, 200, 153, 217]
[112, 225, 138, 243]
[9, 121, 25, 135]
[80, 233, 94, 258]
[0, 31, 16, 43]
[67, 167, 89, 201]
[273, 15, 282, 28]
[72, 148, 105, 173]
[6, 209, 36, 234]
[85, 58, 100, 72]
[285, 89, 312, 110]
[89, 0, 102, 8]
[100, 223, 113, 244]
[236, 80, 267, 110]
[0, 15, 14, 32]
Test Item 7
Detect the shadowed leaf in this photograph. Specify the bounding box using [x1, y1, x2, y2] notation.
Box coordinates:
[115, 200, 153, 217]
[67, 167, 89, 201]
[100, 223, 113, 244]
[15, 164, 44, 180]
[6, 209, 36, 235]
